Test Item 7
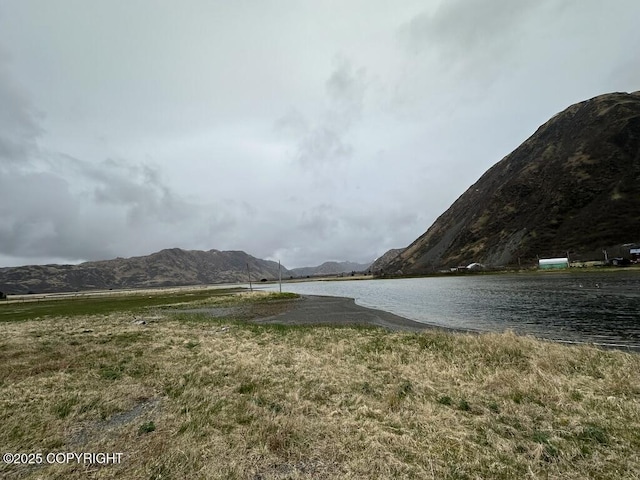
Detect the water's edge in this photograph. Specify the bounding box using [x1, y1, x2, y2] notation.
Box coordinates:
[262, 273, 640, 351]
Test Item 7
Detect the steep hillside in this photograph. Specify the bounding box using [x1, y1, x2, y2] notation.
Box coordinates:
[0, 249, 292, 294]
[386, 91, 640, 274]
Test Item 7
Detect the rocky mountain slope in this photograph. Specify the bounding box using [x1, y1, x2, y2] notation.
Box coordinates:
[386, 91, 640, 274]
[0, 248, 292, 294]
[369, 249, 404, 274]
[290, 261, 372, 277]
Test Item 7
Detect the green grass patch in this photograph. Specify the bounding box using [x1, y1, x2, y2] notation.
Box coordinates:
[0, 287, 243, 322]
[52, 395, 80, 419]
[138, 421, 156, 435]
[251, 291, 299, 301]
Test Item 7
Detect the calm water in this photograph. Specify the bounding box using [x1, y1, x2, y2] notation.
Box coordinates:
[263, 272, 640, 350]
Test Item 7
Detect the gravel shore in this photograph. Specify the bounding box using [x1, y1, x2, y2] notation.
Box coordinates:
[252, 294, 430, 332]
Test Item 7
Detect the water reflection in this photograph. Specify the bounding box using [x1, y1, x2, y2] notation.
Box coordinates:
[264, 272, 640, 350]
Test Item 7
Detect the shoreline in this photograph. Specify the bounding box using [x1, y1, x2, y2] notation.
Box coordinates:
[251, 294, 468, 333]
[251, 294, 640, 352]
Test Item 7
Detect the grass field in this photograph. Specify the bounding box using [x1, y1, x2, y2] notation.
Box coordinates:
[1, 290, 639, 479]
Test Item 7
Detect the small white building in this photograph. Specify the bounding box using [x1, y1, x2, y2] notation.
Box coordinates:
[466, 262, 485, 271]
[538, 257, 569, 270]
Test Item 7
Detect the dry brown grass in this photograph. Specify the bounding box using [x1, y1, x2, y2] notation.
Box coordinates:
[1, 292, 639, 479]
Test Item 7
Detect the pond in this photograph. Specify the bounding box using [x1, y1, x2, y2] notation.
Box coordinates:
[263, 271, 640, 350]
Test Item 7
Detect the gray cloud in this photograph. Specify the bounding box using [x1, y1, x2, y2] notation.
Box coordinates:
[263, 203, 425, 268]
[0, 154, 240, 264]
[399, 1, 544, 62]
[296, 127, 353, 166]
[325, 58, 366, 125]
[277, 57, 368, 168]
[77, 158, 191, 225]
[0, 172, 75, 256]
[0, 57, 228, 263]
[0, 53, 43, 165]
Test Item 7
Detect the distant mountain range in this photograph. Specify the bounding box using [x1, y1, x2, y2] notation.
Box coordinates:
[289, 261, 372, 278]
[0, 248, 293, 294]
[384, 91, 640, 274]
[0, 249, 377, 295]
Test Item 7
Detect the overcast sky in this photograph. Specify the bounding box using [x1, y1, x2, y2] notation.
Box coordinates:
[0, 1, 638, 269]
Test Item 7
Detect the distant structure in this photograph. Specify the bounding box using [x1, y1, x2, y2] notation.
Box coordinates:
[538, 258, 569, 270]
[466, 262, 485, 271]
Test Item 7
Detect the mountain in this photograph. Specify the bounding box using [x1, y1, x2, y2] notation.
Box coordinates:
[386, 91, 640, 274]
[290, 261, 372, 277]
[369, 248, 405, 274]
[0, 248, 292, 294]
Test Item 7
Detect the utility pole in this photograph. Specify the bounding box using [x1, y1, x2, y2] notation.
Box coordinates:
[278, 260, 282, 293]
[246, 263, 253, 292]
